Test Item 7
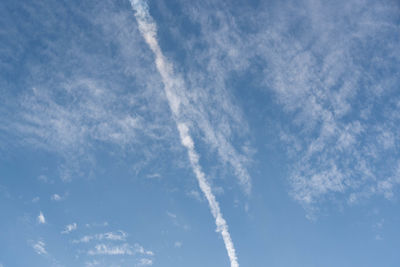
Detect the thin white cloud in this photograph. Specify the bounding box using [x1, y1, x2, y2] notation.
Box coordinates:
[32, 240, 47, 255]
[87, 243, 153, 257]
[138, 258, 153, 266]
[37, 211, 46, 224]
[85, 260, 100, 267]
[73, 230, 127, 243]
[85, 222, 109, 228]
[10, 67, 174, 182]
[187, 190, 203, 202]
[88, 243, 133, 256]
[146, 173, 161, 179]
[130, 2, 240, 266]
[134, 243, 154, 256]
[37, 175, 50, 183]
[61, 223, 77, 234]
[51, 194, 62, 201]
[174, 241, 182, 248]
[166, 211, 177, 219]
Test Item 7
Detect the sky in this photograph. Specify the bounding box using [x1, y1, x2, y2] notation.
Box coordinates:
[0, 0, 400, 266]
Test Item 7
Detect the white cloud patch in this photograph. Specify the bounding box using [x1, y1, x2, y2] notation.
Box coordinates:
[85, 222, 109, 228]
[187, 190, 203, 202]
[87, 243, 154, 257]
[146, 173, 161, 179]
[32, 240, 47, 255]
[37, 175, 50, 183]
[166, 211, 177, 219]
[51, 194, 62, 201]
[85, 260, 100, 267]
[14, 80, 157, 181]
[73, 230, 128, 243]
[174, 241, 182, 248]
[138, 258, 153, 266]
[61, 223, 77, 234]
[37, 211, 46, 224]
[88, 243, 133, 256]
[134, 244, 154, 256]
[72, 230, 128, 243]
[72, 227, 154, 264]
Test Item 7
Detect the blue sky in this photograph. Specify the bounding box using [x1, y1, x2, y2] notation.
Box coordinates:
[1, 0, 400, 266]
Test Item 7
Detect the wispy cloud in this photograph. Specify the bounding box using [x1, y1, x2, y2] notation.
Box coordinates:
[51, 194, 63, 201]
[138, 258, 153, 266]
[73, 230, 127, 243]
[37, 211, 46, 224]
[130, 1, 240, 266]
[253, 0, 400, 211]
[2, 3, 178, 181]
[186, 190, 204, 202]
[32, 240, 47, 255]
[71, 226, 154, 265]
[85, 260, 100, 267]
[181, 0, 400, 213]
[166, 211, 177, 219]
[87, 243, 154, 257]
[88, 243, 133, 256]
[174, 241, 182, 248]
[61, 223, 77, 234]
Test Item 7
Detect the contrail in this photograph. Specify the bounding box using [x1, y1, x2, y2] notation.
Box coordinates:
[129, 1, 239, 266]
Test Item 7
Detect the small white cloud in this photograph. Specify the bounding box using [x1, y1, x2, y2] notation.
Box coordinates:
[166, 211, 177, 219]
[375, 219, 384, 229]
[32, 197, 40, 203]
[51, 194, 62, 201]
[134, 244, 154, 256]
[174, 241, 182, 248]
[37, 175, 48, 183]
[73, 235, 92, 243]
[73, 230, 127, 243]
[85, 221, 108, 228]
[37, 211, 46, 224]
[61, 223, 77, 234]
[32, 240, 47, 255]
[88, 243, 133, 256]
[146, 173, 161, 179]
[103, 231, 127, 241]
[138, 258, 153, 266]
[186, 190, 203, 202]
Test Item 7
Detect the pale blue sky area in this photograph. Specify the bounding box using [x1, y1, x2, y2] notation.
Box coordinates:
[1, 0, 400, 266]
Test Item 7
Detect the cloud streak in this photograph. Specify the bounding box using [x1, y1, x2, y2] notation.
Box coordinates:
[130, 1, 239, 266]
[73, 230, 128, 243]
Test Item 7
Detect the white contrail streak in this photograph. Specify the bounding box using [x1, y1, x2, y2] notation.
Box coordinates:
[129, 1, 239, 266]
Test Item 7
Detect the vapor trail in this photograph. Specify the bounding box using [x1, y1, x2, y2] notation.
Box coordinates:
[129, 1, 239, 266]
